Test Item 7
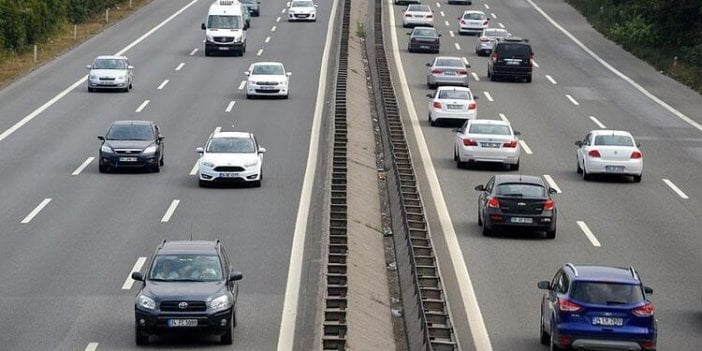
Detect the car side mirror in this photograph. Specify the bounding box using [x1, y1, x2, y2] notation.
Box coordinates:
[86, 65, 92, 69]
[514, 131, 521, 136]
[244, 71, 250, 76]
[259, 147, 267, 153]
[287, 72, 292, 76]
[314, 4, 318, 7]
[97, 136, 105, 141]
[426, 93, 433, 98]
[537, 281, 550, 290]
[473, 95, 479, 100]
[574, 141, 582, 147]
[131, 272, 144, 281]
[474, 184, 485, 191]
[201, 23, 206, 30]
[158, 136, 164, 141]
[457, 17, 461, 20]
[406, 32, 411, 35]
[466, 63, 471, 68]
[438, 34, 442, 37]
[636, 142, 641, 147]
[425, 63, 431, 67]
[196, 147, 204, 154]
[548, 187, 557, 194]
[452, 128, 459, 133]
[128, 65, 134, 70]
[229, 271, 243, 281]
[644, 286, 653, 294]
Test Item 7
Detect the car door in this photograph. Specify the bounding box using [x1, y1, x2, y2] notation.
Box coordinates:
[154, 124, 164, 156]
[478, 176, 495, 219]
[543, 270, 565, 330]
[455, 121, 466, 151]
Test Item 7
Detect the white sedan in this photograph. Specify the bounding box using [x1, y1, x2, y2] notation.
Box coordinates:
[245, 62, 291, 99]
[402, 4, 434, 28]
[575, 130, 643, 182]
[288, 0, 317, 21]
[426, 86, 477, 126]
[453, 119, 521, 169]
[196, 131, 266, 187]
[458, 10, 488, 35]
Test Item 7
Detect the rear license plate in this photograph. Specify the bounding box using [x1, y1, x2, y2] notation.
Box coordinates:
[506, 61, 521, 65]
[510, 217, 533, 223]
[168, 319, 198, 327]
[218, 47, 229, 51]
[220, 172, 239, 178]
[447, 104, 462, 109]
[481, 142, 500, 148]
[119, 157, 137, 162]
[605, 166, 625, 172]
[420, 45, 430, 49]
[593, 317, 623, 326]
[443, 71, 456, 75]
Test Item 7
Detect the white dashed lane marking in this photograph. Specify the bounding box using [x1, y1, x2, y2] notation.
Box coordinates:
[449, 30, 455, 37]
[577, 221, 601, 247]
[445, 20, 450, 26]
[190, 161, 199, 176]
[531, 59, 539, 67]
[543, 175, 562, 193]
[121, 257, 147, 290]
[519, 140, 532, 155]
[189, 48, 198, 55]
[440, 11, 445, 17]
[491, 13, 497, 19]
[566, 94, 580, 106]
[265, 36, 271, 43]
[72, 157, 95, 175]
[238, 80, 246, 90]
[589, 116, 606, 128]
[276, 17, 281, 22]
[435, 2, 440, 7]
[135, 100, 150, 112]
[84, 343, 99, 351]
[257, 49, 264, 56]
[545, 75, 557, 84]
[484, 4, 490, 9]
[498, 22, 505, 28]
[454, 43, 461, 50]
[175, 62, 185, 71]
[226, 101, 236, 112]
[662, 179, 689, 199]
[483, 91, 494, 102]
[21, 198, 52, 224]
[272, 25, 277, 32]
[498, 113, 508, 122]
[157, 79, 169, 90]
[161, 200, 181, 223]
[471, 72, 480, 81]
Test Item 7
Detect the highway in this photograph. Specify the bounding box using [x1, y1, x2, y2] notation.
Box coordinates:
[384, 0, 702, 350]
[0, 0, 334, 349]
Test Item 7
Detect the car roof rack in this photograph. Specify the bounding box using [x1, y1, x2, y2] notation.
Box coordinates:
[565, 263, 578, 276]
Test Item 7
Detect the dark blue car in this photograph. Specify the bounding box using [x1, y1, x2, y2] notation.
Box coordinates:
[538, 264, 656, 350]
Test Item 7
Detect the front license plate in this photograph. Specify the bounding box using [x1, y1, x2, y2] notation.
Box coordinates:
[168, 319, 198, 327]
[219, 172, 239, 178]
[218, 47, 230, 51]
[593, 317, 623, 326]
[510, 217, 533, 224]
[481, 142, 500, 148]
[605, 165, 625, 172]
[119, 157, 137, 162]
[260, 86, 276, 90]
[420, 45, 430, 49]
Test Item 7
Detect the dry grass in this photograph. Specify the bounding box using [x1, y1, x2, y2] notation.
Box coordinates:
[0, 0, 151, 89]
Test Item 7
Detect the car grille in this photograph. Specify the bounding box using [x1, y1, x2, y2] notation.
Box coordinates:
[160, 301, 207, 312]
[114, 149, 142, 154]
[214, 166, 245, 172]
[213, 36, 235, 43]
[293, 14, 309, 18]
[255, 81, 279, 86]
[99, 77, 116, 81]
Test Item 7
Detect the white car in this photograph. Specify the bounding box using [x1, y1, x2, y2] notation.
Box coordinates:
[454, 119, 521, 169]
[402, 4, 434, 28]
[86, 55, 133, 92]
[458, 10, 488, 35]
[475, 28, 510, 56]
[288, 0, 317, 21]
[575, 130, 643, 182]
[245, 62, 291, 99]
[426, 86, 477, 126]
[196, 131, 266, 187]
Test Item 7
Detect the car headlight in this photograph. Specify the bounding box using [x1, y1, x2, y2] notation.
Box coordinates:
[201, 160, 215, 168]
[101, 144, 113, 153]
[206, 34, 214, 42]
[210, 295, 231, 310]
[89, 74, 97, 80]
[244, 160, 258, 168]
[117, 75, 126, 80]
[234, 36, 242, 43]
[142, 145, 157, 154]
[137, 295, 156, 310]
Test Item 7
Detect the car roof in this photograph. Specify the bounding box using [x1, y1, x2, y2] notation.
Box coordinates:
[589, 130, 633, 137]
[252, 61, 284, 66]
[462, 10, 485, 14]
[494, 174, 544, 186]
[566, 264, 641, 284]
[468, 119, 510, 126]
[434, 56, 463, 62]
[95, 55, 126, 60]
[158, 240, 220, 255]
[111, 120, 153, 126]
[211, 131, 252, 138]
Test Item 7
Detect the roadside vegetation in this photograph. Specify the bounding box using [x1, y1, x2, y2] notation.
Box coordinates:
[566, 0, 702, 93]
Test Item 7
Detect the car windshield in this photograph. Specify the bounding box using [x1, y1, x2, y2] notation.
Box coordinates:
[106, 124, 154, 140]
[497, 43, 530, 57]
[594, 135, 634, 146]
[207, 137, 255, 153]
[469, 124, 511, 135]
[414, 28, 436, 37]
[408, 5, 430, 11]
[463, 12, 485, 20]
[570, 282, 645, 305]
[495, 183, 544, 197]
[291, 1, 314, 7]
[485, 29, 508, 37]
[208, 15, 241, 29]
[148, 254, 223, 282]
[438, 90, 470, 100]
[93, 59, 126, 69]
[252, 64, 285, 75]
[435, 59, 463, 67]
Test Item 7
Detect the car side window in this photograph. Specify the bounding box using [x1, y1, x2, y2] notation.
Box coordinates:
[219, 245, 231, 276]
[560, 274, 570, 294]
[550, 271, 562, 292]
[485, 177, 494, 193]
[583, 133, 591, 146]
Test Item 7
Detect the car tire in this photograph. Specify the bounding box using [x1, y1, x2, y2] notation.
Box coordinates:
[510, 160, 519, 171]
[453, 146, 458, 161]
[550, 327, 565, 351]
[88, 87, 94, 92]
[152, 164, 160, 173]
[576, 159, 582, 174]
[205, 49, 211, 57]
[283, 93, 289, 100]
[526, 75, 532, 83]
[481, 222, 492, 237]
[246, 94, 253, 99]
[135, 329, 149, 346]
[198, 179, 208, 187]
[408, 47, 413, 53]
[159, 155, 164, 167]
[633, 174, 642, 183]
[582, 165, 591, 180]
[221, 323, 233, 345]
[546, 228, 556, 239]
[99, 164, 108, 173]
[540, 312, 550, 345]
[477, 207, 482, 226]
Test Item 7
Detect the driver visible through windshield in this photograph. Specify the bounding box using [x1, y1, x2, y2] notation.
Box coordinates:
[149, 254, 223, 281]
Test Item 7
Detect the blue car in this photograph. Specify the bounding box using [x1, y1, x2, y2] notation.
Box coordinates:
[538, 264, 657, 351]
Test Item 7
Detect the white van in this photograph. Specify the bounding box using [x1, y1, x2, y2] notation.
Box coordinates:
[201, 0, 247, 56]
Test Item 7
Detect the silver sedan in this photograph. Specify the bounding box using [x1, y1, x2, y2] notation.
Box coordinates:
[426, 56, 470, 88]
[475, 28, 510, 56]
[453, 119, 521, 169]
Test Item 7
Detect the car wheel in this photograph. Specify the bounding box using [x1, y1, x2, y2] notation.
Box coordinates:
[453, 146, 458, 161]
[633, 174, 642, 183]
[283, 93, 289, 100]
[221, 323, 233, 345]
[429, 114, 436, 126]
[526, 75, 532, 83]
[550, 327, 565, 351]
[546, 228, 556, 239]
[477, 207, 482, 226]
[88, 87, 94, 92]
[481, 222, 492, 237]
[582, 164, 591, 180]
[198, 179, 208, 188]
[98, 164, 108, 173]
[540, 312, 550, 345]
[204, 49, 211, 56]
[510, 160, 520, 171]
[159, 155, 164, 167]
[152, 164, 160, 173]
[135, 328, 149, 346]
[576, 159, 582, 174]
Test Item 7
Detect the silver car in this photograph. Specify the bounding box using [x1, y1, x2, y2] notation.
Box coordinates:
[402, 4, 434, 28]
[475, 28, 510, 56]
[426, 56, 470, 89]
[454, 119, 521, 169]
[86, 55, 133, 92]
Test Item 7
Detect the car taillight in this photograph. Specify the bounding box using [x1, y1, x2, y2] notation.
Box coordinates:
[431, 69, 444, 74]
[632, 303, 655, 317]
[631, 151, 642, 159]
[543, 199, 554, 211]
[557, 298, 583, 313]
[588, 150, 601, 158]
[457, 70, 468, 75]
[468, 102, 477, 110]
[432, 101, 442, 109]
[491, 52, 498, 63]
[405, 13, 412, 17]
[427, 14, 433, 18]
[487, 197, 500, 208]
[463, 138, 478, 146]
[641, 341, 656, 350]
[502, 140, 517, 148]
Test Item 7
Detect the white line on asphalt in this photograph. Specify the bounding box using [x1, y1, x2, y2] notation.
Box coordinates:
[545, 75, 557, 84]
[190, 160, 199, 176]
[214, 126, 222, 134]
[471, 72, 480, 81]
[265, 36, 271, 43]
[525, 0, 702, 133]
[435, 2, 441, 8]
[662, 179, 689, 199]
[483, 91, 494, 102]
[449, 30, 455, 37]
[498, 113, 508, 122]
[175, 62, 185, 71]
[72, 157, 95, 175]
[588, 115, 606, 128]
[565, 94, 579, 105]
[484, 4, 490, 9]
[277, 0, 338, 347]
[21, 198, 52, 224]
[445, 20, 450, 26]
[281, 8, 286, 13]
[577, 221, 601, 247]
[454, 43, 461, 50]
[84, 343, 99, 351]
[498, 22, 505, 28]
[226, 101, 236, 112]
[276, 16, 281, 22]
[387, 1, 490, 349]
[519, 140, 533, 155]
[462, 57, 469, 65]
[238, 80, 246, 90]
[257, 49, 264, 56]
[272, 25, 277, 32]
[440, 11, 445, 17]
[160, 200, 180, 223]
[135, 100, 150, 112]
[531, 59, 539, 67]
[491, 13, 496, 19]
[121, 257, 147, 290]
[543, 175, 562, 193]
[0, 0, 199, 142]
[157, 79, 169, 90]
[189, 48, 198, 56]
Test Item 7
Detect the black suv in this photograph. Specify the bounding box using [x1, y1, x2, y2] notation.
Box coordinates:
[487, 37, 533, 82]
[97, 120, 164, 173]
[131, 240, 243, 345]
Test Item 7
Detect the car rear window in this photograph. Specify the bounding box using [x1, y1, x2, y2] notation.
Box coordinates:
[570, 282, 644, 305]
[463, 12, 485, 20]
[414, 28, 436, 37]
[495, 183, 544, 197]
[438, 90, 470, 100]
[408, 4, 430, 11]
[496, 43, 530, 58]
[469, 124, 511, 135]
[594, 135, 634, 146]
[435, 58, 463, 67]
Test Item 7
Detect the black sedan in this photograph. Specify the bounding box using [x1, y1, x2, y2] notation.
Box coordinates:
[97, 120, 164, 173]
[407, 27, 441, 53]
[475, 174, 557, 238]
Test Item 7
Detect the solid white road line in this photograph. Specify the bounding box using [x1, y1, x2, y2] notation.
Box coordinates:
[519, 140, 532, 155]
[662, 179, 689, 199]
[72, 157, 95, 175]
[265, 36, 271, 43]
[588, 115, 606, 128]
[440, 11, 445, 17]
[84, 343, 99, 351]
[277, 0, 338, 347]
[388, 1, 490, 349]
[498, 22, 505, 28]
[491, 13, 496, 19]
[454, 43, 461, 50]
[445, 20, 450, 27]
[238, 80, 247, 90]
[21, 198, 52, 224]
[121, 257, 147, 290]
[471, 72, 480, 81]
[577, 221, 601, 247]
[483, 91, 494, 102]
[160, 200, 180, 223]
[0, 0, 199, 143]
[226, 101, 236, 112]
[531, 59, 539, 67]
[175, 62, 185, 71]
[565, 94, 579, 106]
[545, 75, 557, 84]
[498, 113, 508, 122]
[190, 160, 199, 176]
[157, 79, 169, 90]
[189, 48, 198, 55]
[272, 25, 277, 32]
[543, 175, 562, 193]
[449, 30, 455, 37]
[135, 100, 150, 112]
[257, 49, 264, 56]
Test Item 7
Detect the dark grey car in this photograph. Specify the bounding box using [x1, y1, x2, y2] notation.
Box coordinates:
[97, 120, 164, 173]
[407, 27, 441, 53]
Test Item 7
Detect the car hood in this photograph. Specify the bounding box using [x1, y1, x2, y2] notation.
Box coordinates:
[290, 6, 315, 13]
[202, 153, 259, 166]
[248, 74, 287, 83]
[143, 280, 228, 301]
[206, 28, 244, 38]
[90, 69, 128, 77]
[104, 140, 153, 150]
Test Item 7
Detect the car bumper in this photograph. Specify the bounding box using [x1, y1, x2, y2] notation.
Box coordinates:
[288, 13, 316, 21]
[491, 65, 532, 78]
[409, 42, 439, 52]
[403, 18, 434, 27]
[199, 166, 261, 183]
[205, 41, 245, 53]
[458, 146, 520, 164]
[100, 153, 158, 169]
[484, 210, 555, 232]
[246, 83, 288, 96]
[135, 307, 232, 336]
[554, 325, 656, 351]
[585, 159, 643, 176]
[428, 74, 470, 86]
[430, 108, 476, 122]
[459, 26, 483, 34]
[88, 80, 129, 89]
